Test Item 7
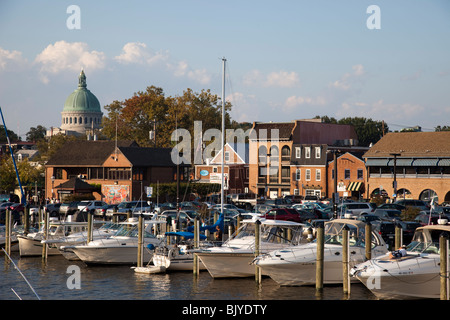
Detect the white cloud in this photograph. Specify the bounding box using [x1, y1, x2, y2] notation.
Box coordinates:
[34, 41, 106, 82]
[227, 92, 259, 122]
[0, 47, 27, 70]
[114, 42, 168, 65]
[330, 64, 365, 90]
[243, 69, 300, 88]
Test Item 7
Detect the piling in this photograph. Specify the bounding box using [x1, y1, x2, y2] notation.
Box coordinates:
[42, 208, 48, 261]
[365, 222, 371, 261]
[440, 232, 449, 300]
[137, 214, 144, 268]
[5, 208, 11, 259]
[193, 217, 199, 276]
[315, 222, 324, 292]
[342, 224, 350, 295]
[87, 211, 94, 243]
[255, 219, 262, 284]
[395, 222, 402, 250]
[24, 204, 30, 235]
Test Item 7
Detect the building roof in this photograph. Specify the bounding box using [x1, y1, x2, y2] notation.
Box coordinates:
[250, 121, 296, 140]
[63, 70, 101, 113]
[46, 140, 138, 166]
[118, 146, 178, 167]
[363, 132, 450, 158]
[54, 177, 96, 191]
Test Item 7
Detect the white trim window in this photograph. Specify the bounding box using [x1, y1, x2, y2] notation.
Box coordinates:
[305, 147, 311, 159]
[316, 169, 321, 181]
[295, 169, 301, 181]
[315, 147, 321, 159]
[305, 169, 311, 181]
[295, 147, 301, 158]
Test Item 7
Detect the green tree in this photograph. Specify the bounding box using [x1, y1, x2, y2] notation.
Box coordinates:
[26, 125, 47, 142]
[0, 125, 20, 143]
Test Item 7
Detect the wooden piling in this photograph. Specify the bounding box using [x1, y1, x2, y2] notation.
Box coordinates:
[365, 222, 371, 261]
[193, 217, 199, 276]
[440, 232, 449, 300]
[316, 222, 324, 292]
[255, 219, 262, 284]
[137, 214, 144, 268]
[5, 208, 11, 257]
[24, 204, 30, 235]
[42, 208, 48, 261]
[87, 212, 93, 243]
[342, 224, 350, 295]
[395, 221, 402, 250]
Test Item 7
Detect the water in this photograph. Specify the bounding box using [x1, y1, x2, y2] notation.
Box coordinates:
[1, 253, 376, 301]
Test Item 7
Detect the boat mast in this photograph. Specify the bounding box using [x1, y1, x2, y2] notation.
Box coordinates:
[221, 58, 226, 216]
[0, 106, 26, 205]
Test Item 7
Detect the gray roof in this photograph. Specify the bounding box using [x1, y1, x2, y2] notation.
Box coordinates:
[118, 147, 179, 167]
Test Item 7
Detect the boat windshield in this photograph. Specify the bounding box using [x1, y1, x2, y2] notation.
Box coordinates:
[114, 224, 156, 238]
[228, 222, 303, 245]
[323, 221, 379, 248]
[406, 229, 442, 254]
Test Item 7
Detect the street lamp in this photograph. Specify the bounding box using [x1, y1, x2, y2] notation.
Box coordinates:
[390, 153, 400, 202]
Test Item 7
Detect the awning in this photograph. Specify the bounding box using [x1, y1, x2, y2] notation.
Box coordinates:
[412, 159, 438, 166]
[387, 158, 413, 166]
[365, 158, 389, 166]
[347, 181, 363, 192]
[438, 159, 450, 166]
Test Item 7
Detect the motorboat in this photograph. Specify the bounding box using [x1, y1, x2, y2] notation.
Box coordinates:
[147, 231, 209, 272]
[254, 219, 389, 286]
[351, 219, 450, 299]
[17, 219, 106, 257]
[65, 218, 163, 265]
[195, 218, 305, 278]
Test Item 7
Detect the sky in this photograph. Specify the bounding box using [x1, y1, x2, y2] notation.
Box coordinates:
[0, 0, 449, 140]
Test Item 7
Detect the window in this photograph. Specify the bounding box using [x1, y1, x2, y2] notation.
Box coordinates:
[281, 167, 290, 183]
[305, 147, 311, 159]
[316, 169, 321, 181]
[305, 169, 311, 181]
[296, 169, 301, 181]
[357, 169, 363, 180]
[281, 146, 290, 161]
[294, 189, 300, 196]
[108, 168, 131, 180]
[213, 166, 218, 173]
[345, 169, 350, 179]
[224, 151, 230, 162]
[315, 147, 321, 159]
[295, 147, 301, 158]
[270, 146, 279, 164]
[258, 146, 267, 164]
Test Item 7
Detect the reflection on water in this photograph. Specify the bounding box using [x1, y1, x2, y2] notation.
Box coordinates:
[1, 253, 376, 300]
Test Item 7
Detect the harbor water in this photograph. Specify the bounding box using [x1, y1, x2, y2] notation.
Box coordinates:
[1, 253, 377, 301]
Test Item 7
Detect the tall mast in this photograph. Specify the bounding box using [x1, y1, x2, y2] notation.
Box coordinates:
[221, 57, 226, 215]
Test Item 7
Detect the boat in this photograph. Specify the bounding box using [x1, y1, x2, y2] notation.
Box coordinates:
[253, 218, 389, 286]
[195, 218, 305, 278]
[350, 219, 450, 299]
[17, 219, 107, 257]
[151, 231, 209, 272]
[65, 218, 163, 265]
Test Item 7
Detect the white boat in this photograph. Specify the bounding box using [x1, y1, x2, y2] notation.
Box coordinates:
[196, 218, 305, 278]
[151, 231, 209, 272]
[254, 219, 389, 286]
[17, 219, 106, 257]
[65, 218, 163, 265]
[351, 220, 450, 299]
[1, 225, 20, 252]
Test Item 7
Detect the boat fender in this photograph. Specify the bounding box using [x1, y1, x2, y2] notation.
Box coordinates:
[147, 244, 155, 250]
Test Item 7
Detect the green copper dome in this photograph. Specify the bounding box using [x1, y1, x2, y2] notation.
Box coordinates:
[63, 70, 101, 112]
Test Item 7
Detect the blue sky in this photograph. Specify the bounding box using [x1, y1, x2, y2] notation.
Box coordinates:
[0, 0, 449, 139]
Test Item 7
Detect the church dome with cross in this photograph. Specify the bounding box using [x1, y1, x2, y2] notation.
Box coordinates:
[60, 70, 103, 136]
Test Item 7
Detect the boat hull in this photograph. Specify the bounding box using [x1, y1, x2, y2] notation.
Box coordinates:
[153, 253, 206, 271]
[196, 251, 258, 278]
[18, 236, 60, 257]
[71, 245, 154, 265]
[352, 254, 442, 299]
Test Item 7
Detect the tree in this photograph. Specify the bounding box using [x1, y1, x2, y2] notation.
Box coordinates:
[435, 125, 450, 132]
[316, 115, 388, 146]
[26, 125, 47, 142]
[0, 125, 20, 143]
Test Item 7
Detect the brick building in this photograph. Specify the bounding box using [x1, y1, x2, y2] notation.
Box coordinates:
[45, 140, 186, 203]
[364, 131, 450, 203]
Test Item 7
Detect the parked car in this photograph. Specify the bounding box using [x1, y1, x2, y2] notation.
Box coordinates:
[356, 214, 382, 223]
[371, 220, 396, 249]
[44, 203, 61, 217]
[377, 203, 406, 211]
[414, 213, 442, 226]
[338, 202, 377, 217]
[0, 202, 24, 224]
[106, 201, 152, 216]
[94, 204, 117, 217]
[263, 198, 290, 208]
[59, 201, 80, 216]
[394, 199, 430, 211]
[372, 209, 402, 221]
[396, 221, 421, 244]
[301, 195, 320, 204]
[79, 201, 108, 213]
[159, 210, 200, 228]
[263, 207, 316, 223]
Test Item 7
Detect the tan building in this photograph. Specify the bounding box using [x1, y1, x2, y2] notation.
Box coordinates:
[363, 131, 450, 203]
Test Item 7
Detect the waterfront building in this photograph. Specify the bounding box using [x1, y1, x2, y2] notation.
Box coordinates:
[364, 131, 450, 203]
